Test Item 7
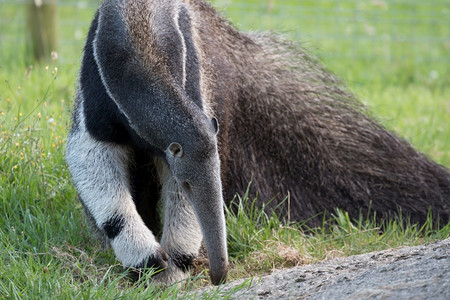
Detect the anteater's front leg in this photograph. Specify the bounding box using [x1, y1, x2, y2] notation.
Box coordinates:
[152, 158, 204, 284]
[66, 127, 168, 272]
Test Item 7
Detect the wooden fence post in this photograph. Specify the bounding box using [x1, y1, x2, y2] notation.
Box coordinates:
[26, 0, 58, 62]
[268, 0, 274, 12]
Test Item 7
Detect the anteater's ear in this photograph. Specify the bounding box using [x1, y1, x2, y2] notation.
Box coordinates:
[211, 117, 219, 135]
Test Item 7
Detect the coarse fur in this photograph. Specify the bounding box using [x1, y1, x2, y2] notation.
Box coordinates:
[66, 0, 450, 286]
[187, 2, 450, 227]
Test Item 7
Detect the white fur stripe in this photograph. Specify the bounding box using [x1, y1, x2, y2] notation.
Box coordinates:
[174, 4, 187, 89]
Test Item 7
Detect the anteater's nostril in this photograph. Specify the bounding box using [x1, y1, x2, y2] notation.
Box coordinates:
[182, 181, 191, 192]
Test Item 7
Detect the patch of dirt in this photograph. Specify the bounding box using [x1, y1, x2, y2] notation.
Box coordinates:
[194, 238, 450, 299]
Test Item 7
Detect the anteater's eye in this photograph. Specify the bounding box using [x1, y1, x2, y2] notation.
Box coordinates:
[211, 117, 219, 134]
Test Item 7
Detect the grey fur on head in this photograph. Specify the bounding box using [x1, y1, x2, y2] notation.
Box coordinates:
[66, 0, 450, 286]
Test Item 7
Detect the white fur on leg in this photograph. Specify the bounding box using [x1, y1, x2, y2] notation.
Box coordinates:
[66, 102, 162, 268]
[152, 158, 204, 284]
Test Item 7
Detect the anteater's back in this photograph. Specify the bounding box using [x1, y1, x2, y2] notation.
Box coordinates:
[190, 0, 450, 226]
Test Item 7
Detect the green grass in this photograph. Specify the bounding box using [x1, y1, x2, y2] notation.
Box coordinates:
[221, 190, 450, 281]
[0, 0, 449, 298]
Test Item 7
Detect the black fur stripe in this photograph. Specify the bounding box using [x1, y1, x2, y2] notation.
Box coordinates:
[127, 248, 169, 282]
[80, 11, 133, 145]
[171, 251, 195, 272]
[135, 248, 169, 270]
[102, 215, 125, 239]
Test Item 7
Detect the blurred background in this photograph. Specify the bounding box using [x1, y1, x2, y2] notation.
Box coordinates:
[1, 0, 449, 86]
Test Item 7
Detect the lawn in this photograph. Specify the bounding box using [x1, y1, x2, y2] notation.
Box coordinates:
[0, 0, 449, 298]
